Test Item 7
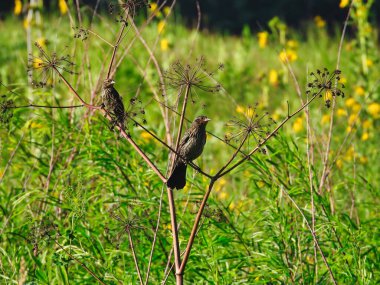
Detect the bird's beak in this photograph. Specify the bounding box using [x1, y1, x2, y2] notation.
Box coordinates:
[204, 118, 211, 122]
[111, 80, 116, 84]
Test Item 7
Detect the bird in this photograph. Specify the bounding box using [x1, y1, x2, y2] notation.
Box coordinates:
[102, 78, 125, 130]
[167, 115, 210, 190]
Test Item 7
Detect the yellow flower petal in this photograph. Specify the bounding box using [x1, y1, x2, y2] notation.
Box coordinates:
[292, 117, 303, 133]
[361, 132, 369, 141]
[157, 20, 166, 33]
[279, 50, 297, 62]
[314, 15, 326, 28]
[367, 102, 380, 119]
[59, 0, 68, 15]
[339, 0, 349, 8]
[14, 0, 22, 15]
[345, 98, 356, 108]
[321, 114, 330, 124]
[160, 38, 169, 51]
[269, 69, 279, 86]
[257, 31, 268, 48]
[336, 108, 347, 117]
[354, 86, 365, 96]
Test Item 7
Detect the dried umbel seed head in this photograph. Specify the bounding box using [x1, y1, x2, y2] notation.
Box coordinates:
[225, 103, 276, 152]
[109, 0, 150, 20]
[73, 27, 89, 41]
[0, 94, 15, 128]
[163, 57, 223, 104]
[306, 68, 345, 108]
[27, 42, 77, 88]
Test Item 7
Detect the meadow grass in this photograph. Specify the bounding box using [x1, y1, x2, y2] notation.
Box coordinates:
[0, 4, 379, 284]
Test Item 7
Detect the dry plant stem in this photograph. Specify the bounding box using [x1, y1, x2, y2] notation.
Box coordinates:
[119, 127, 166, 182]
[10, 104, 84, 109]
[53, 239, 106, 285]
[107, 19, 127, 79]
[166, 85, 191, 283]
[127, 230, 144, 285]
[53, 68, 99, 109]
[54, 69, 166, 182]
[179, 180, 215, 273]
[168, 190, 182, 284]
[126, 14, 171, 143]
[128, 15, 167, 98]
[283, 190, 338, 285]
[144, 186, 165, 285]
[318, 2, 352, 194]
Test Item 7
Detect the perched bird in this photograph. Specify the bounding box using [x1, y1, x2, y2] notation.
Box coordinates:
[102, 79, 125, 130]
[167, 115, 210, 190]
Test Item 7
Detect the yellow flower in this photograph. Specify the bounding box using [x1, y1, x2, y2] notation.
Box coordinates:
[354, 86, 365, 96]
[279, 50, 297, 62]
[336, 159, 343, 169]
[367, 102, 380, 118]
[336, 108, 347, 117]
[219, 191, 228, 200]
[339, 0, 349, 8]
[140, 131, 153, 141]
[345, 98, 356, 108]
[160, 38, 169, 51]
[228, 201, 235, 210]
[348, 114, 359, 125]
[346, 126, 354, 133]
[314, 16, 326, 28]
[236, 105, 245, 114]
[150, 2, 158, 12]
[339, 76, 347, 84]
[30, 122, 43, 129]
[286, 40, 298, 48]
[36, 37, 47, 49]
[351, 103, 361, 114]
[321, 114, 330, 124]
[163, 6, 171, 16]
[362, 119, 372, 129]
[157, 20, 166, 33]
[292, 117, 303, 133]
[257, 31, 268, 48]
[269, 69, 279, 87]
[361, 132, 369, 141]
[59, 0, 68, 15]
[33, 58, 44, 69]
[365, 59, 373, 67]
[14, 0, 22, 15]
[359, 156, 368, 164]
[23, 18, 30, 29]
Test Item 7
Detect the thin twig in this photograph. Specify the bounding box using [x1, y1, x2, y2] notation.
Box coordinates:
[318, 1, 352, 194]
[127, 230, 144, 285]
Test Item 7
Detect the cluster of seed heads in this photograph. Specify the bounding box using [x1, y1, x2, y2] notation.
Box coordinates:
[0, 95, 15, 127]
[225, 103, 276, 153]
[73, 27, 89, 41]
[28, 42, 76, 88]
[109, 0, 150, 20]
[306, 68, 345, 108]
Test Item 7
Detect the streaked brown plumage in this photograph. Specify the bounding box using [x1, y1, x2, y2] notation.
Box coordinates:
[167, 116, 210, 190]
[102, 79, 125, 129]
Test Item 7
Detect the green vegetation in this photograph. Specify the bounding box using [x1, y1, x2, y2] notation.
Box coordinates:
[0, 1, 379, 284]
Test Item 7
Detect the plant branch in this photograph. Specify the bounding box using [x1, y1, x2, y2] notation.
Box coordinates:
[127, 230, 144, 285]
